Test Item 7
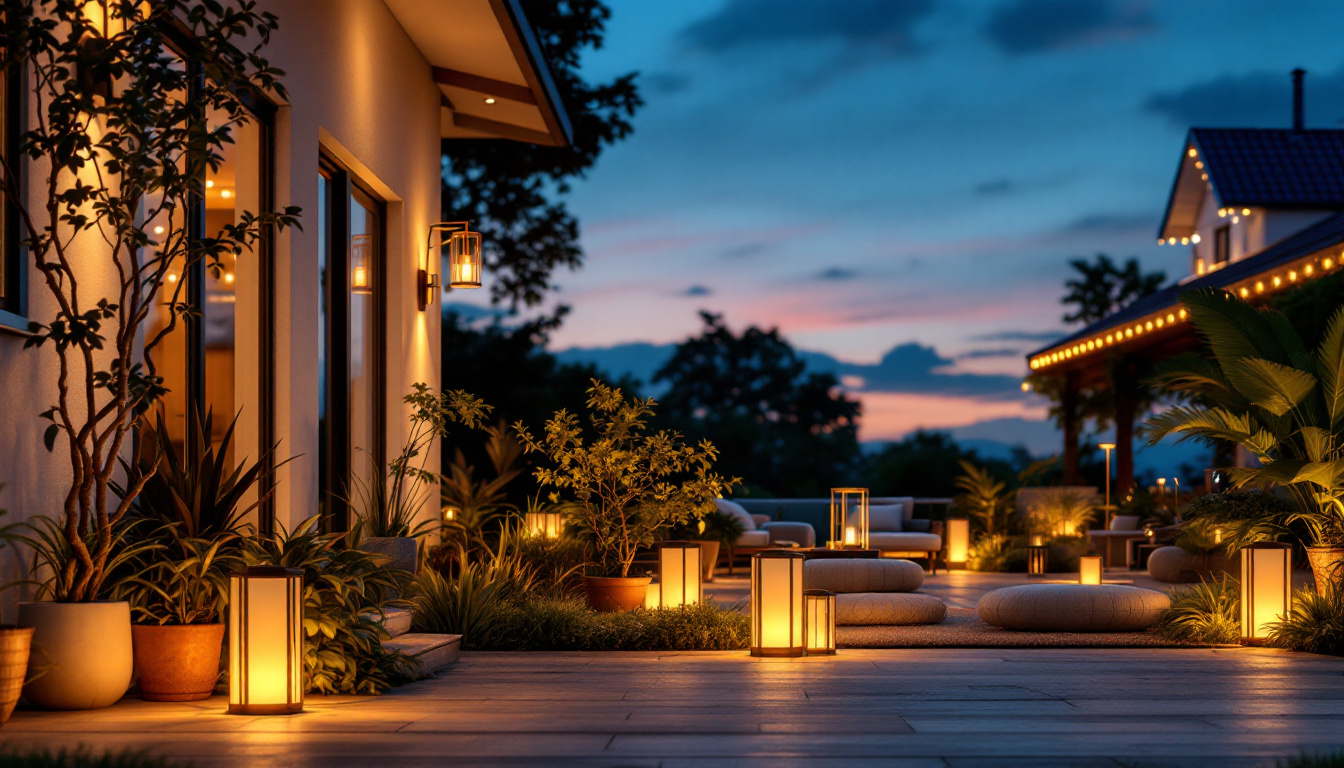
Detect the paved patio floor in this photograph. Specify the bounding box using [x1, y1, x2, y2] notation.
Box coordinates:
[5, 647, 1344, 767]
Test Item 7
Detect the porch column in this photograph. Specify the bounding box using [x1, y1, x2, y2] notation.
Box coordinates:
[1062, 371, 1081, 484]
[1114, 364, 1136, 497]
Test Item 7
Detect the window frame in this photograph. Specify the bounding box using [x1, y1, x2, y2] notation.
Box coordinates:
[1214, 225, 1231, 266]
[0, 61, 27, 331]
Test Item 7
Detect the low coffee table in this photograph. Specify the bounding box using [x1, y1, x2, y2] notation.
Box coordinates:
[802, 548, 880, 560]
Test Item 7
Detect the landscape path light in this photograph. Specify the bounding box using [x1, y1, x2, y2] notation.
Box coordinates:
[1079, 555, 1103, 585]
[657, 541, 702, 609]
[750, 551, 805, 657]
[804, 589, 836, 655]
[1240, 542, 1292, 645]
[945, 519, 970, 569]
[229, 566, 304, 715]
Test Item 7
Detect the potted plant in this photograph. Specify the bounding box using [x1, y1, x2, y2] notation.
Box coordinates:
[1, 2, 296, 710]
[353, 384, 490, 573]
[515, 381, 737, 612]
[1147, 289, 1344, 593]
[0, 487, 35, 726]
[668, 510, 743, 583]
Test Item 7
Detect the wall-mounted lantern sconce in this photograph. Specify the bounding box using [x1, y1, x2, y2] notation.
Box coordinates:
[945, 519, 970, 569]
[804, 589, 836, 655]
[1079, 555, 1103, 585]
[228, 566, 304, 715]
[657, 541, 702, 609]
[829, 487, 869, 550]
[1240, 542, 1292, 645]
[750, 551, 805, 657]
[425, 221, 482, 310]
[350, 234, 372, 295]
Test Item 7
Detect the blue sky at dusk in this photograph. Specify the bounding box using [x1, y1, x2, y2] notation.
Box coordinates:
[452, 0, 1344, 458]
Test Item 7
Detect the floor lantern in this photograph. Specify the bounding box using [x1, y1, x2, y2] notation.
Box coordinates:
[525, 510, 563, 539]
[804, 589, 836, 655]
[229, 566, 304, 715]
[1027, 544, 1048, 576]
[945, 519, 970, 568]
[750, 551, 805, 657]
[1079, 555, 1103, 585]
[829, 487, 869, 549]
[657, 541, 702, 608]
[1241, 542, 1292, 645]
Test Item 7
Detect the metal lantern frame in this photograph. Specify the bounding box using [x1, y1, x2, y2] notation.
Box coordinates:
[524, 510, 563, 539]
[804, 589, 836, 655]
[1240, 542, 1293, 645]
[657, 541, 703, 609]
[750, 551, 806, 657]
[350, 233, 372, 295]
[229, 566, 304, 715]
[1079, 555, 1103, 585]
[829, 487, 869, 549]
[1027, 545, 1048, 576]
[945, 518, 970, 568]
[426, 221, 482, 311]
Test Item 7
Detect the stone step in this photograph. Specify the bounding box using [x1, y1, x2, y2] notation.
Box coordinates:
[359, 606, 414, 638]
[383, 633, 461, 678]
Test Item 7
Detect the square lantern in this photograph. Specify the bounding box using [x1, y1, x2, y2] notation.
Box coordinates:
[1027, 545, 1048, 576]
[829, 487, 869, 550]
[350, 234, 372, 295]
[448, 229, 482, 288]
[751, 551, 805, 657]
[1241, 542, 1292, 645]
[229, 566, 304, 715]
[1079, 555, 1103, 585]
[945, 518, 970, 568]
[804, 589, 836, 655]
[658, 541, 702, 608]
[525, 510, 563, 539]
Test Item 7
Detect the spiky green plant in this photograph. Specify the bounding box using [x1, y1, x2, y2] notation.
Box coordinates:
[1025, 489, 1095, 539]
[954, 461, 1011, 536]
[1268, 584, 1344, 656]
[115, 528, 244, 625]
[967, 534, 1012, 572]
[7, 515, 158, 602]
[1153, 575, 1241, 644]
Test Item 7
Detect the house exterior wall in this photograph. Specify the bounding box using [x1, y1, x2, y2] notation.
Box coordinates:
[1187, 178, 1334, 277]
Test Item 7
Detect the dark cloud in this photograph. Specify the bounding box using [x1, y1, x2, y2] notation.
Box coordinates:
[985, 0, 1156, 55]
[974, 178, 1014, 196]
[643, 72, 691, 96]
[679, 0, 935, 55]
[817, 267, 859, 280]
[1062, 212, 1152, 235]
[958, 348, 1021, 359]
[1144, 67, 1344, 128]
[973, 330, 1065, 342]
[679, 285, 713, 297]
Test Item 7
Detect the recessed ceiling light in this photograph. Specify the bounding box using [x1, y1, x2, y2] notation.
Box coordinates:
[484, 97, 496, 104]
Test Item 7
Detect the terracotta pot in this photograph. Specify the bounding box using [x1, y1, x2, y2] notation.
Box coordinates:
[131, 624, 225, 702]
[1306, 546, 1344, 595]
[693, 540, 721, 583]
[583, 576, 652, 612]
[18, 601, 132, 710]
[0, 627, 34, 726]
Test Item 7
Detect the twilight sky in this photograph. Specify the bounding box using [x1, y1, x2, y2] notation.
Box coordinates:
[454, 0, 1344, 452]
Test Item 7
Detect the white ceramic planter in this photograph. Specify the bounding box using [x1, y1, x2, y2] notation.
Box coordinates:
[18, 601, 132, 710]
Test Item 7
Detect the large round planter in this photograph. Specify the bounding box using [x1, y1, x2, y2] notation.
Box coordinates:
[18, 601, 132, 710]
[583, 576, 652, 613]
[360, 536, 418, 574]
[0, 627, 34, 726]
[1306, 546, 1344, 595]
[131, 623, 225, 702]
[693, 540, 721, 583]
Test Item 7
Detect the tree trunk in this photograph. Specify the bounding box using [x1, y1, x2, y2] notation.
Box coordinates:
[1114, 365, 1136, 498]
[1062, 372, 1081, 484]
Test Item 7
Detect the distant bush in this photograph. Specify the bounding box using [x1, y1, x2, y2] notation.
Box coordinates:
[1153, 576, 1240, 645]
[480, 597, 749, 652]
[967, 534, 1012, 572]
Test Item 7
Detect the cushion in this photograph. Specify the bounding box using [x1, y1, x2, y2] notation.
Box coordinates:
[750, 514, 772, 528]
[760, 521, 816, 549]
[976, 584, 1170, 632]
[868, 504, 904, 532]
[716, 498, 756, 531]
[735, 530, 770, 548]
[836, 593, 946, 626]
[803, 559, 924, 593]
[1147, 545, 1239, 583]
[905, 519, 931, 533]
[869, 532, 941, 552]
[1109, 515, 1141, 531]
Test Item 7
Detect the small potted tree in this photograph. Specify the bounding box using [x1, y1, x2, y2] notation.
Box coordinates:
[515, 381, 737, 612]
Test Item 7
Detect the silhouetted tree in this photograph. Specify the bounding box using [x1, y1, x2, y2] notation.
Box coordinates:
[441, 0, 641, 312]
[1062, 254, 1166, 325]
[652, 312, 861, 496]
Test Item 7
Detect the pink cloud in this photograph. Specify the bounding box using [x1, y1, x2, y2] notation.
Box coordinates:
[857, 391, 1048, 443]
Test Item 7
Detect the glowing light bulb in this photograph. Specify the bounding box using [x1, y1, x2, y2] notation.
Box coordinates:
[1167, 313, 1175, 323]
[1306, 265, 1315, 276]
[206, 179, 214, 188]
[1273, 276, 1281, 288]
[1240, 287, 1250, 297]
[166, 273, 178, 284]
[1327, 259, 1335, 270]
[484, 97, 496, 104]
[1289, 270, 1298, 282]
[153, 225, 164, 235]
[1187, 148, 1198, 157]
[1242, 209, 1251, 216]
[1021, 381, 1031, 392]
[221, 189, 233, 199]
[224, 273, 235, 284]
[1191, 234, 1201, 243]
[1179, 309, 1187, 319]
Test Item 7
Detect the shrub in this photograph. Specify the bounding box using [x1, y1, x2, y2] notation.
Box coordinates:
[1026, 489, 1095, 539]
[409, 562, 512, 648]
[482, 597, 749, 651]
[1269, 584, 1344, 656]
[1180, 490, 1294, 552]
[1154, 576, 1240, 645]
[0, 749, 187, 768]
[967, 534, 1012, 572]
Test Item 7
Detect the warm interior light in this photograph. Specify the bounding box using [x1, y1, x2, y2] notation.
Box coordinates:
[525, 511, 563, 540]
[657, 541, 702, 609]
[751, 551, 805, 657]
[1195, 161, 1203, 169]
[229, 566, 303, 715]
[1030, 533, 1044, 547]
[1179, 309, 1188, 319]
[1079, 555, 1103, 585]
[804, 590, 836, 655]
[946, 519, 970, 567]
[1021, 381, 1031, 392]
[830, 487, 869, 549]
[1240, 543, 1291, 644]
[1289, 270, 1298, 281]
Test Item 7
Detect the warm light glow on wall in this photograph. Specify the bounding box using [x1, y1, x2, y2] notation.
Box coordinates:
[804, 590, 836, 655]
[657, 541, 702, 609]
[525, 511, 563, 539]
[1079, 555, 1103, 585]
[946, 519, 970, 567]
[829, 488, 869, 550]
[229, 566, 303, 715]
[1240, 542, 1292, 644]
[750, 552, 805, 657]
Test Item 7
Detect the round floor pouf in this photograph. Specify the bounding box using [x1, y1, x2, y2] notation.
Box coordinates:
[804, 559, 924, 593]
[976, 584, 1170, 632]
[836, 593, 946, 625]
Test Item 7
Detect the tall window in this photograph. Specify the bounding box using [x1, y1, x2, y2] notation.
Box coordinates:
[317, 157, 385, 532]
[1214, 225, 1231, 266]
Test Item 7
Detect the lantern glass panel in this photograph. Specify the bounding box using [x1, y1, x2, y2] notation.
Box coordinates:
[751, 552, 805, 657]
[525, 512, 562, 539]
[1241, 543, 1292, 643]
[1079, 555, 1103, 585]
[658, 542, 702, 608]
[449, 230, 482, 288]
[804, 589, 836, 655]
[829, 488, 869, 549]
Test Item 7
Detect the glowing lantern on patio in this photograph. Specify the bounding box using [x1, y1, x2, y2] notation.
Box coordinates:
[229, 566, 303, 715]
[804, 589, 836, 655]
[750, 551, 805, 657]
[1079, 555, 1103, 585]
[829, 487, 869, 549]
[657, 541, 702, 608]
[1240, 542, 1292, 644]
[1027, 545, 1048, 576]
[525, 510, 563, 539]
[946, 519, 970, 568]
